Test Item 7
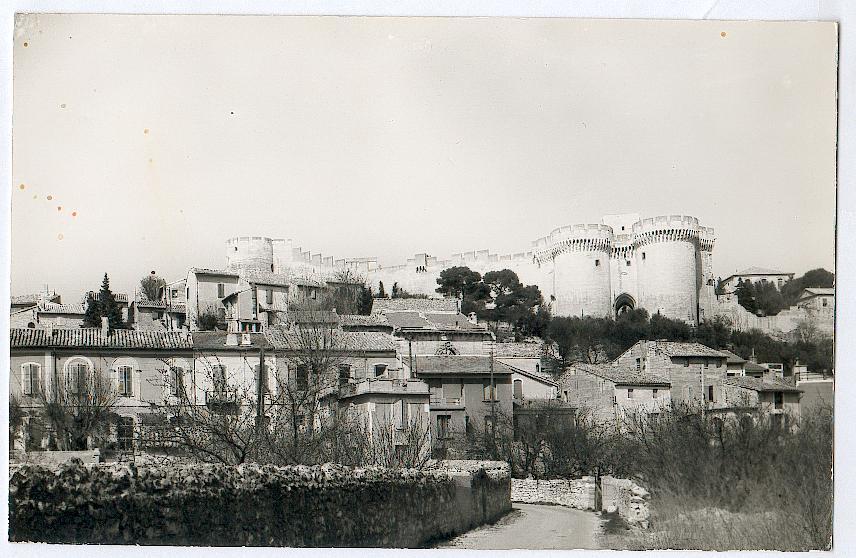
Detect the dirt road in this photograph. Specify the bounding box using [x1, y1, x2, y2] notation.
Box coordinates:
[435, 503, 601, 550]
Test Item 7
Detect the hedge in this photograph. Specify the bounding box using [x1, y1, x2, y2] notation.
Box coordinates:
[10, 459, 509, 547]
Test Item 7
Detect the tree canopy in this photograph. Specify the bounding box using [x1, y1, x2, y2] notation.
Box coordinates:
[140, 272, 166, 301]
[82, 273, 127, 330]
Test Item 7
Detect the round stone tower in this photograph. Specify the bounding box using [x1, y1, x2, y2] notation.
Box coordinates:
[534, 223, 614, 318]
[632, 215, 701, 324]
[225, 236, 274, 273]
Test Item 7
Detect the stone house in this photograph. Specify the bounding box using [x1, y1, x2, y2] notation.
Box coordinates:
[720, 267, 795, 293]
[10, 302, 87, 329]
[714, 375, 802, 428]
[10, 288, 61, 312]
[558, 362, 672, 424]
[9, 320, 194, 450]
[410, 355, 513, 457]
[796, 287, 834, 311]
[718, 349, 747, 376]
[614, 340, 727, 406]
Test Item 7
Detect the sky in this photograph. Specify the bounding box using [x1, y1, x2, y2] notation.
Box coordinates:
[11, 15, 837, 299]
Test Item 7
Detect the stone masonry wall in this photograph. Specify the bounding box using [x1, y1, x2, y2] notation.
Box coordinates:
[10, 460, 511, 547]
[511, 477, 597, 510]
[601, 476, 651, 527]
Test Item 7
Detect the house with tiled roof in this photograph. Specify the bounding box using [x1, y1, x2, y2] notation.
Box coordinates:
[10, 318, 195, 450]
[10, 287, 61, 311]
[796, 287, 834, 311]
[721, 267, 795, 293]
[558, 362, 671, 423]
[9, 301, 87, 330]
[717, 349, 748, 376]
[408, 355, 513, 458]
[371, 297, 459, 315]
[614, 340, 728, 406]
[130, 277, 188, 331]
[714, 376, 803, 427]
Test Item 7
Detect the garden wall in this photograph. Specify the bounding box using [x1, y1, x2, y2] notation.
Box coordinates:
[511, 477, 597, 510]
[601, 476, 651, 527]
[10, 459, 510, 547]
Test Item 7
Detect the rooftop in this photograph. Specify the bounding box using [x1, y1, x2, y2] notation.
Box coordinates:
[493, 341, 544, 358]
[800, 287, 835, 297]
[265, 325, 398, 353]
[37, 302, 87, 315]
[338, 313, 392, 329]
[562, 362, 670, 387]
[11, 292, 60, 306]
[371, 298, 459, 315]
[412, 355, 514, 376]
[718, 349, 747, 365]
[726, 267, 794, 279]
[647, 341, 727, 359]
[288, 310, 341, 325]
[191, 331, 273, 351]
[722, 376, 802, 393]
[11, 328, 193, 350]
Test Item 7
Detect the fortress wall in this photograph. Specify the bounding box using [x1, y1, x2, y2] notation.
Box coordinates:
[226, 236, 274, 273]
[633, 217, 701, 325]
[611, 242, 639, 308]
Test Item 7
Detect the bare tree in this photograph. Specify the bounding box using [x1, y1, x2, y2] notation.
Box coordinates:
[37, 364, 118, 451]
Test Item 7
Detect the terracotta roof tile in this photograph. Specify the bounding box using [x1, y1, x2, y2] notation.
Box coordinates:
[650, 341, 726, 358]
[10, 328, 193, 349]
[265, 325, 397, 353]
[371, 298, 459, 315]
[561, 363, 670, 387]
[412, 356, 514, 376]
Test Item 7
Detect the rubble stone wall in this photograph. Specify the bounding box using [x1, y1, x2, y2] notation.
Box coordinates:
[511, 477, 597, 510]
[601, 476, 651, 527]
[10, 459, 511, 547]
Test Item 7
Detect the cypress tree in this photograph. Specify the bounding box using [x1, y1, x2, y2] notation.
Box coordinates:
[82, 273, 126, 330]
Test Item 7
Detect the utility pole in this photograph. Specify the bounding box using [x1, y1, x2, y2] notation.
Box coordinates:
[489, 336, 496, 458]
[256, 345, 267, 429]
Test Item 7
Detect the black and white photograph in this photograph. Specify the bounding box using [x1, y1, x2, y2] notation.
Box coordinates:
[2, 2, 850, 554]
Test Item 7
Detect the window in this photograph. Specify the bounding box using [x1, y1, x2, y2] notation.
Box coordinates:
[27, 322, 35, 329]
[774, 391, 784, 410]
[117, 366, 134, 397]
[437, 415, 451, 439]
[186, 287, 190, 300]
[707, 385, 714, 402]
[627, 388, 634, 399]
[296, 365, 309, 390]
[635, 358, 641, 371]
[595, 259, 600, 267]
[170, 367, 184, 397]
[483, 381, 496, 401]
[311, 289, 317, 300]
[266, 289, 273, 305]
[626, 260, 631, 267]
[684, 359, 690, 367]
[67, 362, 90, 394]
[374, 363, 388, 377]
[704, 360, 709, 369]
[513, 379, 523, 399]
[117, 417, 134, 451]
[484, 415, 495, 435]
[338, 364, 351, 387]
[822, 298, 829, 307]
[217, 283, 225, 298]
[777, 278, 783, 288]
[21, 363, 40, 396]
[535, 363, 541, 374]
[642, 252, 646, 260]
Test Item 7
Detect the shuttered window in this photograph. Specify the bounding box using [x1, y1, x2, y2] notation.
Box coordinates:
[171, 367, 184, 397]
[67, 363, 90, 394]
[21, 363, 40, 396]
[117, 366, 134, 396]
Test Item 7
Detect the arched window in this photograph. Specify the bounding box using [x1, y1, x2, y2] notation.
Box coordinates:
[65, 360, 92, 394]
[117, 365, 134, 397]
[26, 322, 35, 329]
[21, 363, 41, 396]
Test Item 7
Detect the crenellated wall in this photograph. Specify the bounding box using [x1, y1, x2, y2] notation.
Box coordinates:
[226, 214, 714, 325]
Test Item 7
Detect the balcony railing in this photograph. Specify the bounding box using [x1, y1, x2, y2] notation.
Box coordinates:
[340, 378, 429, 397]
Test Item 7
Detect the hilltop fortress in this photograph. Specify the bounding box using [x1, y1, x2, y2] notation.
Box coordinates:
[225, 213, 724, 327]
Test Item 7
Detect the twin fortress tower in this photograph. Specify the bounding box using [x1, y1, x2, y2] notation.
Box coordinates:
[225, 213, 717, 326]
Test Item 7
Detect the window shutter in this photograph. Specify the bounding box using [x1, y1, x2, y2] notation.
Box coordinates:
[133, 369, 142, 398]
[111, 366, 120, 395]
[21, 365, 31, 396]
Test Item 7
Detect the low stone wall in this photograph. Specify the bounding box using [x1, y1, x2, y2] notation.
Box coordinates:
[511, 477, 597, 510]
[10, 449, 101, 468]
[602, 476, 651, 527]
[10, 459, 510, 547]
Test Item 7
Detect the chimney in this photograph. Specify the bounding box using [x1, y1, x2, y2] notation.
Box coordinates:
[101, 316, 109, 336]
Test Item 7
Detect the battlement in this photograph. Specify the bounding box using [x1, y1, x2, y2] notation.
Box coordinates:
[632, 214, 699, 234]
